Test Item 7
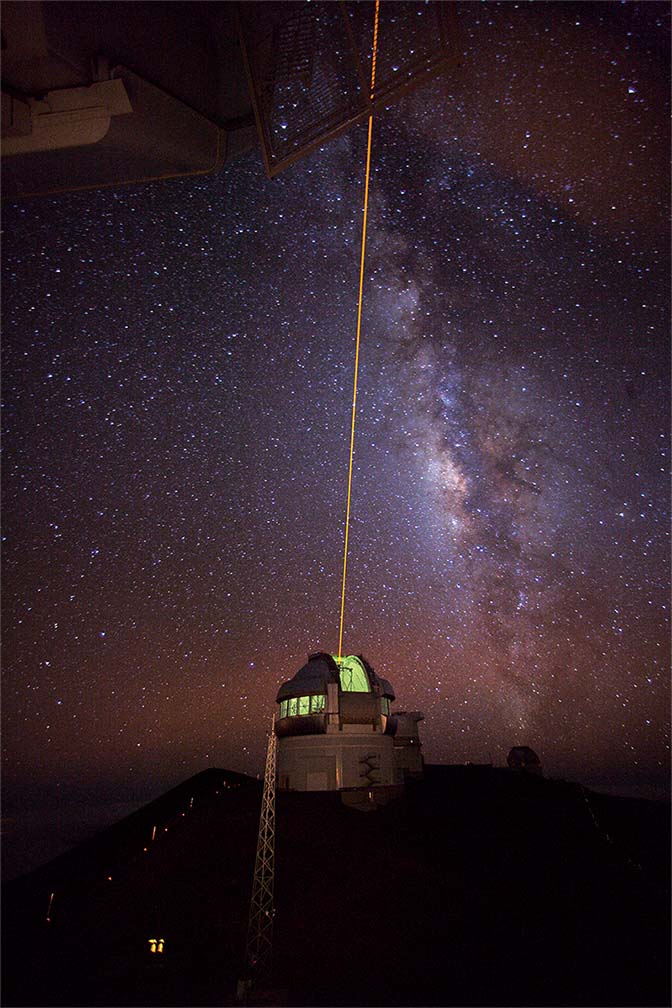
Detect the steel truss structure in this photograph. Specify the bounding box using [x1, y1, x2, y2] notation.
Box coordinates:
[243, 719, 277, 983]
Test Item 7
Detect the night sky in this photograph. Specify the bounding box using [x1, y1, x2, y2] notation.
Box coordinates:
[2, 1, 670, 878]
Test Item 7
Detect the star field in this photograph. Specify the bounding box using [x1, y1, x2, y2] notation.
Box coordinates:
[2, 1, 669, 875]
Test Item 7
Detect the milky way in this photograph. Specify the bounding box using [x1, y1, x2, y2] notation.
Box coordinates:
[2, 1, 669, 876]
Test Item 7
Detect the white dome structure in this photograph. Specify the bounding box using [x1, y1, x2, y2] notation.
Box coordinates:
[275, 652, 422, 796]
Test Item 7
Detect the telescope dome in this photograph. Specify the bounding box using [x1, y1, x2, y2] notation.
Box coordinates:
[274, 651, 418, 795]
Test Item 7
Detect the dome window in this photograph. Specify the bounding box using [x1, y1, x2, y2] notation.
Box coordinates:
[279, 694, 326, 718]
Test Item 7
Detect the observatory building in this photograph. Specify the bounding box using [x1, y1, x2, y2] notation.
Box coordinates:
[275, 652, 423, 795]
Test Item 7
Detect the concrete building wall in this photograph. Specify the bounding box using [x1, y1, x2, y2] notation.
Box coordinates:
[277, 733, 398, 791]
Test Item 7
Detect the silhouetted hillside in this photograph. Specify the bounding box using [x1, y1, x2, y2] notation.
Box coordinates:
[3, 766, 669, 1007]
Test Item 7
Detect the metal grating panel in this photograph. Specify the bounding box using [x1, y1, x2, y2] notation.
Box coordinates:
[237, 1, 459, 177]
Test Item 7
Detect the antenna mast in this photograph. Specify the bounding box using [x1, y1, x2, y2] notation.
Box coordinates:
[240, 717, 277, 994]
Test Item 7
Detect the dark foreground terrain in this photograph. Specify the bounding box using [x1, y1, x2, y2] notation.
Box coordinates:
[2, 765, 670, 1007]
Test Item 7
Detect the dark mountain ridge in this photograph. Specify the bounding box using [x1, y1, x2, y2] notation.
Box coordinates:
[3, 765, 669, 1007]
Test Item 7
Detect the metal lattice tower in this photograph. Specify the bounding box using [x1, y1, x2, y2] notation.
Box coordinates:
[244, 717, 277, 983]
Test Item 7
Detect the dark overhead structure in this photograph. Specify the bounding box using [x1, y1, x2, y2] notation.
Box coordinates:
[1, 1, 255, 199]
[237, 0, 460, 176]
[1, 1, 459, 198]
